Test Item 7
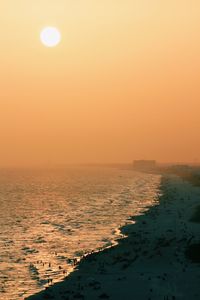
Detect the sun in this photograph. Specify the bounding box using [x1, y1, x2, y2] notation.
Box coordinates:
[40, 27, 61, 47]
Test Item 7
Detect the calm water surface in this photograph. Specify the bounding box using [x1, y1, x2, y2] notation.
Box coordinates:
[0, 167, 161, 299]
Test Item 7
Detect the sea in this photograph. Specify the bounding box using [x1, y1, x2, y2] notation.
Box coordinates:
[0, 166, 161, 299]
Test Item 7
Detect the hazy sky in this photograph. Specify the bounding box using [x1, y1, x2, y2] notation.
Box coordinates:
[0, 1, 200, 166]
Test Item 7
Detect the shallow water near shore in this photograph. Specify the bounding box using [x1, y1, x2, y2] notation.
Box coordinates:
[0, 167, 160, 299]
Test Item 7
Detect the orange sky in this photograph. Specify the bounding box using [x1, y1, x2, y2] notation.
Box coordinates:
[0, 1, 200, 166]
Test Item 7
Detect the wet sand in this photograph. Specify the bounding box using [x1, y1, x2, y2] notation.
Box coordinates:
[27, 175, 200, 300]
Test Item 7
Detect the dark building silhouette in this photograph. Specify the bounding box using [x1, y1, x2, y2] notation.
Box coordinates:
[133, 160, 156, 171]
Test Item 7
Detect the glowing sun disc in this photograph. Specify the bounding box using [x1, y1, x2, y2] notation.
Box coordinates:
[40, 27, 61, 47]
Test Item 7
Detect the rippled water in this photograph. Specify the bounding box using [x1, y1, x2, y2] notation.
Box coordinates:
[0, 167, 161, 299]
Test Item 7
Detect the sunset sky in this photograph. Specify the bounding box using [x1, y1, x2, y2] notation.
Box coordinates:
[0, 1, 200, 166]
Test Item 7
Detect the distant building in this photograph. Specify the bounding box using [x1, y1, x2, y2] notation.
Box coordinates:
[133, 160, 156, 171]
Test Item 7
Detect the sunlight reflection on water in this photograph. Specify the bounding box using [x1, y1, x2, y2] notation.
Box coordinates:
[0, 167, 161, 299]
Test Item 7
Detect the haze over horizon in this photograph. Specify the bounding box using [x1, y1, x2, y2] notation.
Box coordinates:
[0, 1, 200, 167]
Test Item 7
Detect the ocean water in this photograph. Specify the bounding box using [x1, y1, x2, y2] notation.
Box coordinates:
[0, 167, 161, 299]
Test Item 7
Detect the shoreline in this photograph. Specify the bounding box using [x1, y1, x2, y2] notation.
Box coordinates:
[27, 174, 200, 300]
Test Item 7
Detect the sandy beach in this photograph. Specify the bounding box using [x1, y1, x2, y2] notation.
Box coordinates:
[27, 174, 200, 300]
